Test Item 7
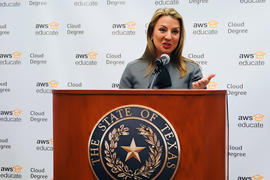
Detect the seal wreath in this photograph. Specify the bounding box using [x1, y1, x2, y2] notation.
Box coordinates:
[104, 124, 162, 179]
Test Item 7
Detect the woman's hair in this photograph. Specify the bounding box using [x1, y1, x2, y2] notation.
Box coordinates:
[140, 8, 196, 78]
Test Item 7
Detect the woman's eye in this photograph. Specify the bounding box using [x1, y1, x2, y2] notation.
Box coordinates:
[159, 28, 166, 32]
[172, 30, 179, 34]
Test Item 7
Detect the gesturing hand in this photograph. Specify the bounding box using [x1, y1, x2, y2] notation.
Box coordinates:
[192, 74, 216, 89]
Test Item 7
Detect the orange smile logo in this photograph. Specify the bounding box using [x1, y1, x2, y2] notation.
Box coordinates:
[13, 109, 22, 116]
[253, 114, 265, 122]
[207, 82, 218, 89]
[12, 52, 22, 59]
[208, 20, 219, 28]
[254, 51, 266, 60]
[13, 165, 22, 173]
[48, 22, 59, 30]
[88, 52, 98, 60]
[126, 21, 136, 29]
[49, 80, 59, 88]
[252, 174, 264, 180]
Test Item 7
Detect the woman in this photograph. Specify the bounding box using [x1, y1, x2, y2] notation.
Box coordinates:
[119, 8, 215, 89]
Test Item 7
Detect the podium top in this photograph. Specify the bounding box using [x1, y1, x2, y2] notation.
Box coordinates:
[52, 89, 226, 95]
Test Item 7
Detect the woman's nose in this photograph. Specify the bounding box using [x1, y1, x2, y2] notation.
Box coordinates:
[165, 32, 172, 40]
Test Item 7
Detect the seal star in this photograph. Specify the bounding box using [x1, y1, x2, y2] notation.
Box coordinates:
[121, 138, 146, 162]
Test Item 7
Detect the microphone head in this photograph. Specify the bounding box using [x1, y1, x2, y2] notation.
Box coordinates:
[160, 54, 170, 65]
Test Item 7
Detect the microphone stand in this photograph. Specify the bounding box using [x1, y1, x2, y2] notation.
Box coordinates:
[148, 66, 161, 89]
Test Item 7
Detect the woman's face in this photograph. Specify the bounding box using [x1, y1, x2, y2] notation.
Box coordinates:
[151, 16, 180, 58]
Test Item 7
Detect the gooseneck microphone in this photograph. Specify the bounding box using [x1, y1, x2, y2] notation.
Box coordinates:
[156, 54, 170, 67]
[148, 54, 170, 89]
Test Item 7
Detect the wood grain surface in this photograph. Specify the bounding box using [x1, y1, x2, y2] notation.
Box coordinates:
[53, 90, 228, 180]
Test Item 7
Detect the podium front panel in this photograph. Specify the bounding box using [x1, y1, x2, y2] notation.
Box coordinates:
[53, 90, 227, 180]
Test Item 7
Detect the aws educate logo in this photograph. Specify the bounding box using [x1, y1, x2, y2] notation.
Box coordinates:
[112, 21, 136, 29]
[0, 51, 22, 65]
[0, 109, 22, 123]
[238, 113, 265, 121]
[0, 51, 22, 59]
[36, 22, 59, 30]
[0, 165, 23, 179]
[193, 20, 219, 28]
[239, 51, 266, 66]
[1, 165, 22, 173]
[37, 139, 53, 145]
[112, 21, 136, 35]
[239, 51, 266, 59]
[74, 52, 98, 65]
[35, 22, 59, 35]
[36, 80, 59, 94]
[0, 109, 22, 116]
[238, 113, 265, 128]
[75, 52, 98, 60]
[36, 80, 59, 88]
[238, 174, 263, 180]
[193, 20, 219, 35]
[36, 138, 53, 151]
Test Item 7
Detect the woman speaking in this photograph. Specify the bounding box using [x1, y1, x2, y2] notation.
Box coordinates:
[119, 8, 215, 89]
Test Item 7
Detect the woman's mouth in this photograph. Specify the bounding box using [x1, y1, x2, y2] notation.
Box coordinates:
[163, 43, 172, 48]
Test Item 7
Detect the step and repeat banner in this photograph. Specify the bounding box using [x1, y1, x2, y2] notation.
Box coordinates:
[0, 0, 269, 179]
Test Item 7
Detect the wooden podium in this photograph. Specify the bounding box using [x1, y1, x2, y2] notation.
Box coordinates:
[52, 89, 228, 180]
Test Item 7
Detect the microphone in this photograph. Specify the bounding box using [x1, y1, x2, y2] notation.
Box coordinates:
[156, 54, 170, 66]
[148, 54, 170, 89]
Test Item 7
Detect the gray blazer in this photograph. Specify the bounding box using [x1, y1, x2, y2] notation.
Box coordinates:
[119, 59, 203, 89]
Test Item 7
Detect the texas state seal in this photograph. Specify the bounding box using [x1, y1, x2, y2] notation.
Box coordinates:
[88, 105, 180, 180]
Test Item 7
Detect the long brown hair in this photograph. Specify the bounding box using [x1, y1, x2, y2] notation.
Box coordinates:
[140, 8, 196, 78]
